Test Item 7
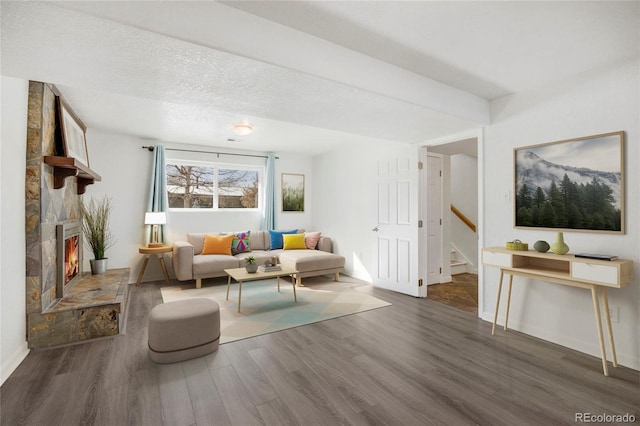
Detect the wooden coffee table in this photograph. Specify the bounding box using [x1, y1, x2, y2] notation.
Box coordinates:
[225, 267, 299, 312]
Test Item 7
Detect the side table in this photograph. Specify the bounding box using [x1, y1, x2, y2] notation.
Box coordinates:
[136, 245, 172, 286]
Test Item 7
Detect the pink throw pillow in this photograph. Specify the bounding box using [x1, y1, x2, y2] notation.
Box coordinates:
[304, 232, 322, 249]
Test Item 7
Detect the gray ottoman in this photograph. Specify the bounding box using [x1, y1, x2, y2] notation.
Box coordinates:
[148, 298, 220, 364]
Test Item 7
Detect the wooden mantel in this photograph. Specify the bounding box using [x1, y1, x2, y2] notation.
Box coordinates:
[43, 156, 102, 194]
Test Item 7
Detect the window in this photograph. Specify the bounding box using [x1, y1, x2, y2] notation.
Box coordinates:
[167, 162, 261, 210]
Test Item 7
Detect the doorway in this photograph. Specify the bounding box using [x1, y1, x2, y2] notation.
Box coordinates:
[422, 136, 480, 314]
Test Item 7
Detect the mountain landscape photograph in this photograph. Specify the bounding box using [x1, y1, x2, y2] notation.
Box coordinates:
[514, 132, 624, 232]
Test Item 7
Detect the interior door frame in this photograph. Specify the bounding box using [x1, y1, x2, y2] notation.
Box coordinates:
[418, 129, 485, 318]
[421, 151, 445, 286]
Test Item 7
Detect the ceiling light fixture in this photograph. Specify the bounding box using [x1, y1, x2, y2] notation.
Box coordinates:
[232, 121, 254, 136]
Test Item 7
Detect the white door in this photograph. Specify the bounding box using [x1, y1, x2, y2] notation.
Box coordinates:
[426, 154, 443, 284]
[372, 148, 424, 297]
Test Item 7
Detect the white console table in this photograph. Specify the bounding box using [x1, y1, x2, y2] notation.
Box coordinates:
[482, 247, 633, 376]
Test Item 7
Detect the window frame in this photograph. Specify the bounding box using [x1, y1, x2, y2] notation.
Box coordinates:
[166, 159, 264, 212]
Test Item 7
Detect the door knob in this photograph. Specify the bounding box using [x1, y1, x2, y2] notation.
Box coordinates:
[372, 226, 379, 232]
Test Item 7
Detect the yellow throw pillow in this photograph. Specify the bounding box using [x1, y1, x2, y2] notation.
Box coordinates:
[202, 234, 234, 255]
[283, 233, 307, 250]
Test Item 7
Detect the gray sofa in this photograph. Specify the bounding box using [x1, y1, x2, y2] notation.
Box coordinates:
[172, 230, 345, 288]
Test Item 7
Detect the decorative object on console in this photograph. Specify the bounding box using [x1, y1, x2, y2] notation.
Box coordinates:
[244, 256, 258, 273]
[144, 211, 166, 248]
[505, 239, 528, 251]
[79, 195, 115, 274]
[533, 240, 550, 253]
[550, 232, 569, 255]
[514, 131, 624, 234]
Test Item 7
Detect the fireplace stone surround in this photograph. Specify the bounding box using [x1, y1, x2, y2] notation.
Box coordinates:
[25, 81, 128, 348]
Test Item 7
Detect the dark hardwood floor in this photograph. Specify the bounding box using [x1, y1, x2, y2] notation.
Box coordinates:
[2, 278, 638, 426]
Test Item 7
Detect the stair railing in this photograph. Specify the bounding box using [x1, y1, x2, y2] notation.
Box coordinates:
[451, 205, 476, 232]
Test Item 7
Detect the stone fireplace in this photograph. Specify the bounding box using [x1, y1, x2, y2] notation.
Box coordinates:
[25, 81, 128, 348]
[25, 81, 79, 313]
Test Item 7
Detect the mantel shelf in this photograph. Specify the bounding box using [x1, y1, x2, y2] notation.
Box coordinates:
[43, 156, 102, 194]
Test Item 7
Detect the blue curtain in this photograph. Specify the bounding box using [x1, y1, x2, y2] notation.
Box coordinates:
[147, 145, 168, 244]
[262, 153, 276, 230]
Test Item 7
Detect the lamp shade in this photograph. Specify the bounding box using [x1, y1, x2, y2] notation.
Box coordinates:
[144, 212, 166, 225]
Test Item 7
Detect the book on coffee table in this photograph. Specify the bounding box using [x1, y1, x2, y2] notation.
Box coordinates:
[259, 264, 282, 272]
[574, 253, 618, 261]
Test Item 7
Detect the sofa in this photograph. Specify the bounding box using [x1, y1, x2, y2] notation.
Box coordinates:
[172, 230, 345, 288]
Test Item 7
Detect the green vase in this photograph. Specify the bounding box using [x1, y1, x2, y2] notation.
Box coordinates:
[550, 232, 569, 255]
[534, 240, 550, 253]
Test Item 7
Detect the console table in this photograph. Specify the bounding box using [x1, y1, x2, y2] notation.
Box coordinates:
[482, 247, 633, 376]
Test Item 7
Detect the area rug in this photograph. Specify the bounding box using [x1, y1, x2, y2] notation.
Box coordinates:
[161, 277, 391, 344]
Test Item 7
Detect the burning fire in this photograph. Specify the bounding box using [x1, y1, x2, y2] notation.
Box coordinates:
[65, 235, 79, 284]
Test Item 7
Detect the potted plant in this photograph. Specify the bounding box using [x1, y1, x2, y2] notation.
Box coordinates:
[79, 195, 115, 274]
[244, 256, 258, 273]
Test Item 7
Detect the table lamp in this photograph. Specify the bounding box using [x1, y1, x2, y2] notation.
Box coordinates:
[145, 212, 166, 248]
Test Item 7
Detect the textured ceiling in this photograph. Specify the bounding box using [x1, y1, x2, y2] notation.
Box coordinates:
[226, 1, 639, 100]
[1, 1, 638, 155]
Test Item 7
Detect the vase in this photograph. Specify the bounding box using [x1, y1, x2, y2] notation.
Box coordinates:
[550, 232, 569, 255]
[245, 263, 258, 273]
[533, 240, 550, 253]
[90, 258, 108, 275]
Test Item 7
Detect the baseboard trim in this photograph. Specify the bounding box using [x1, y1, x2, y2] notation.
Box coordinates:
[480, 311, 640, 372]
[1, 343, 29, 386]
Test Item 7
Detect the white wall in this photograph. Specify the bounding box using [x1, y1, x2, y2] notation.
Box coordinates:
[1, 76, 29, 385]
[312, 138, 412, 282]
[483, 60, 640, 369]
[84, 130, 313, 283]
[450, 154, 478, 270]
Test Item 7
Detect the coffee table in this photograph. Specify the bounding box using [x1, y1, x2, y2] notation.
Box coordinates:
[225, 266, 298, 312]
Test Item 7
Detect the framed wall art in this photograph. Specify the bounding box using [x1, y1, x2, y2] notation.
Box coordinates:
[514, 131, 624, 234]
[57, 96, 89, 168]
[281, 173, 304, 212]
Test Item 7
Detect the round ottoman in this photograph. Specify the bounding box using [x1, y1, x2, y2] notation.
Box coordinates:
[148, 298, 220, 364]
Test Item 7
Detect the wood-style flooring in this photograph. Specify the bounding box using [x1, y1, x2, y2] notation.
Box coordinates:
[427, 273, 478, 314]
[2, 278, 638, 426]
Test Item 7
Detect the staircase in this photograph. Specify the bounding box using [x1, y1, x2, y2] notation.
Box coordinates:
[451, 249, 468, 275]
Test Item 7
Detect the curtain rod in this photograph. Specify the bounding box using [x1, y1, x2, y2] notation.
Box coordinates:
[142, 146, 278, 159]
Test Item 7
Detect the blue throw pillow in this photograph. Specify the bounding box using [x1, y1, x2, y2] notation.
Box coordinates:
[269, 229, 297, 250]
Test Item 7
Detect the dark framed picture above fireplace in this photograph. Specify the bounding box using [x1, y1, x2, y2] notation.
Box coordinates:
[514, 131, 624, 234]
[57, 96, 90, 168]
[56, 221, 83, 298]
